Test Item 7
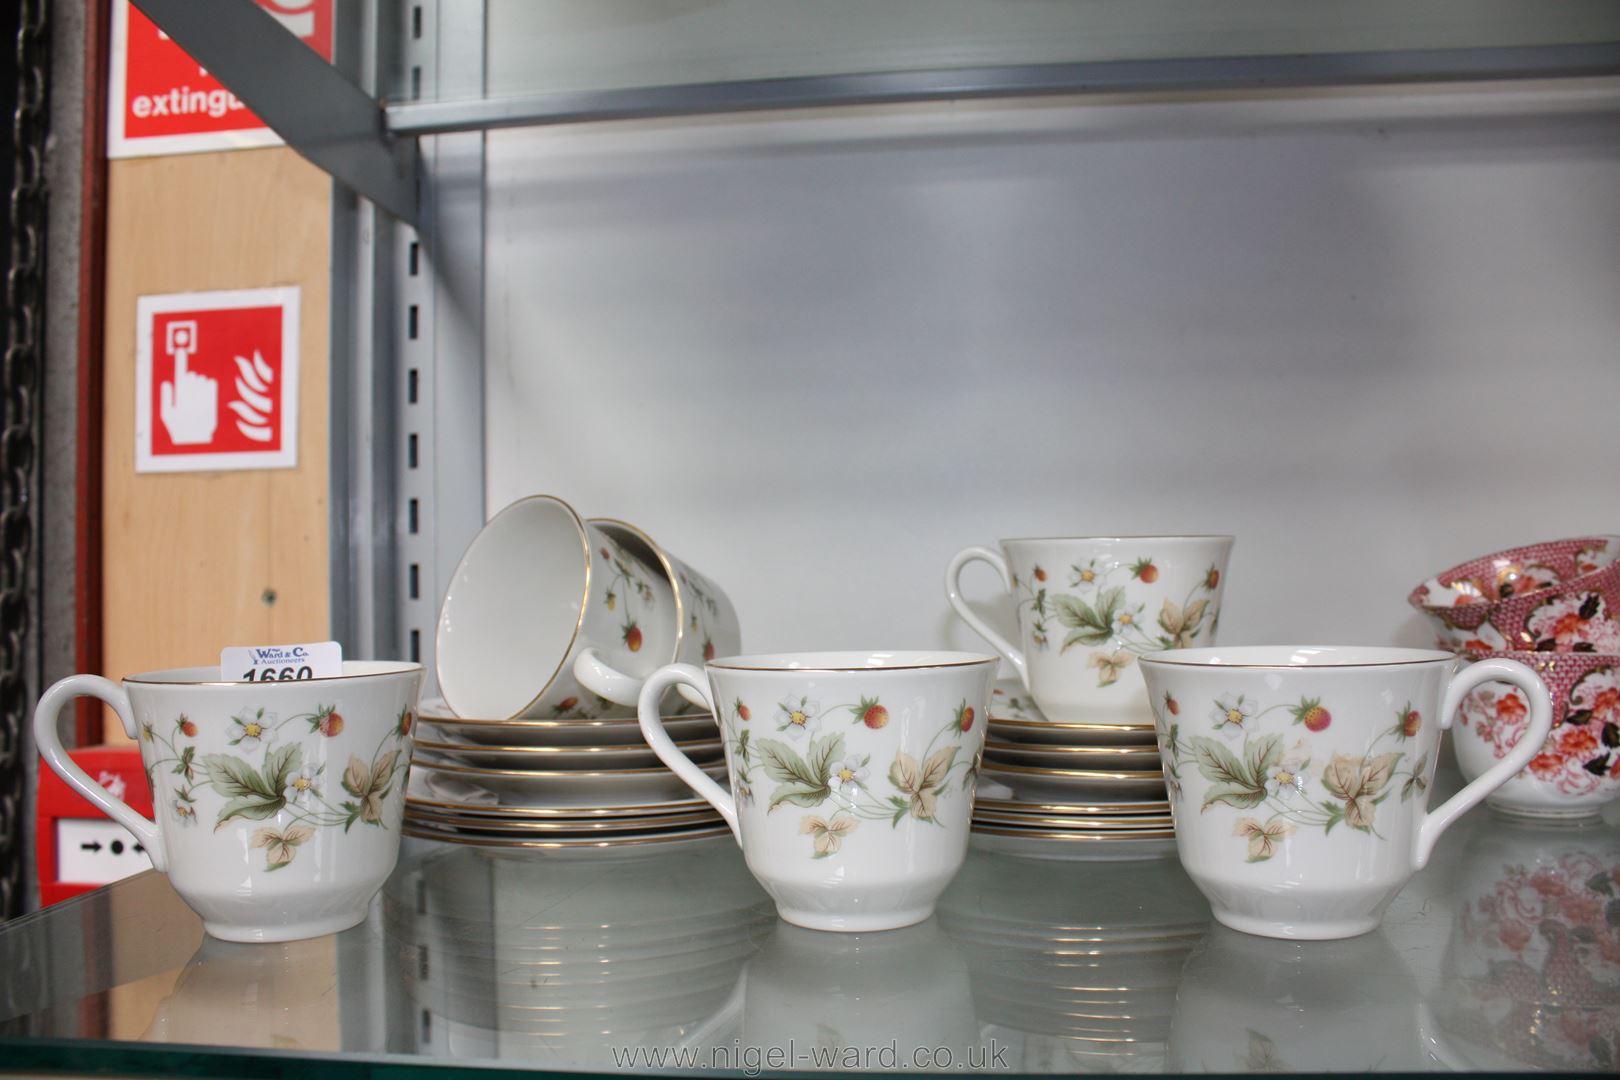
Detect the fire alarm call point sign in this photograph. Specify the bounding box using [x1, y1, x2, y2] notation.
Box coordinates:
[134, 287, 301, 473]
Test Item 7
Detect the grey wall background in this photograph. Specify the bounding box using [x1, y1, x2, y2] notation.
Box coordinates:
[481, 81, 1620, 671]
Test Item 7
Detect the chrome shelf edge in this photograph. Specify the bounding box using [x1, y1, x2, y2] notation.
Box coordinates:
[385, 43, 1620, 136]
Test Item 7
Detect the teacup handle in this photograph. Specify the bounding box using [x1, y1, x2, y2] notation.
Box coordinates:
[574, 648, 708, 709]
[1413, 657, 1552, 868]
[945, 546, 1027, 690]
[637, 663, 738, 842]
[34, 675, 168, 872]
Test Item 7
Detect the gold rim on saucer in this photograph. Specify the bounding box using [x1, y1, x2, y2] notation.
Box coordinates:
[984, 740, 1161, 759]
[982, 761, 1164, 781]
[975, 796, 1170, 815]
[972, 811, 1174, 830]
[404, 793, 710, 818]
[971, 824, 1177, 841]
[412, 735, 721, 756]
[989, 715, 1155, 734]
[405, 806, 720, 833]
[403, 823, 733, 848]
[411, 758, 722, 780]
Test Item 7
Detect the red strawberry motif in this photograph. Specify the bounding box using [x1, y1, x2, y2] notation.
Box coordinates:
[703, 637, 715, 661]
[1400, 706, 1421, 738]
[556, 696, 579, 712]
[1131, 557, 1158, 584]
[398, 709, 415, 737]
[179, 716, 198, 738]
[1034, 566, 1048, 582]
[955, 701, 975, 732]
[858, 696, 888, 730]
[1291, 697, 1331, 732]
[734, 699, 751, 722]
[1205, 565, 1221, 590]
[1163, 692, 1180, 717]
[319, 710, 344, 737]
[623, 622, 643, 652]
[600, 547, 611, 560]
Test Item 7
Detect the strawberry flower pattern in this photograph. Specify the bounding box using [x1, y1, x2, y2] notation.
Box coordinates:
[1016, 552, 1224, 685]
[138, 697, 414, 872]
[776, 695, 821, 740]
[1158, 693, 1432, 864]
[734, 693, 982, 858]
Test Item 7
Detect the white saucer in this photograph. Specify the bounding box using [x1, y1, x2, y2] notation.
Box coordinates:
[984, 739, 1162, 771]
[410, 758, 725, 808]
[982, 761, 1167, 801]
[418, 705, 718, 748]
[413, 733, 722, 771]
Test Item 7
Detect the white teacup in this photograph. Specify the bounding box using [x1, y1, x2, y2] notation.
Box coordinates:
[34, 661, 422, 942]
[436, 495, 738, 718]
[1138, 646, 1553, 940]
[638, 651, 996, 932]
[947, 535, 1233, 722]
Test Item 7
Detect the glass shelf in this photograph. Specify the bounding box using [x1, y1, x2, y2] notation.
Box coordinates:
[382, 0, 1620, 134]
[3, 767, 1618, 1075]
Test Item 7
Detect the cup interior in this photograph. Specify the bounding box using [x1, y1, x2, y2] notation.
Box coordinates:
[1140, 645, 1455, 668]
[436, 495, 588, 717]
[706, 650, 995, 672]
[1413, 535, 1620, 610]
[125, 660, 421, 684]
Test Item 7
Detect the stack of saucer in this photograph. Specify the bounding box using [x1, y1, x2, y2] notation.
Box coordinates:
[404, 697, 729, 847]
[971, 682, 1172, 852]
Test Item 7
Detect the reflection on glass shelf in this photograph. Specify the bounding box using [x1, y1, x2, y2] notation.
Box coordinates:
[381, 0, 1620, 108]
[1, 796, 1618, 1074]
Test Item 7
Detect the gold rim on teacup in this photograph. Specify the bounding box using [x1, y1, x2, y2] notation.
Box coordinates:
[1139, 645, 1457, 669]
[123, 660, 422, 686]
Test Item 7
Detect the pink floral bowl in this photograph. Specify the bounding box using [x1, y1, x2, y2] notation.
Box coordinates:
[1453, 650, 1620, 819]
[1409, 536, 1620, 653]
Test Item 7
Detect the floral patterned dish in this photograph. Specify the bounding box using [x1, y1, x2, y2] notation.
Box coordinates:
[417, 705, 718, 748]
[1453, 650, 1620, 818]
[982, 738, 1163, 771]
[409, 758, 727, 807]
[980, 761, 1168, 801]
[1409, 536, 1620, 652]
[411, 734, 722, 771]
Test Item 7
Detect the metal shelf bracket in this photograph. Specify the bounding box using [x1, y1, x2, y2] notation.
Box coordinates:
[132, 0, 419, 224]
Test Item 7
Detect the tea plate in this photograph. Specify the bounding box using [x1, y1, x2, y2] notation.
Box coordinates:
[419, 696, 718, 747]
[975, 794, 1171, 816]
[987, 715, 1158, 747]
[410, 758, 727, 808]
[981, 762, 1168, 801]
[403, 822, 733, 849]
[983, 739, 1162, 771]
[969, 825, 1178, 862]
[412, 733, 722, 771]
[405, 805, 721, 835]
[407, 770, 715, 818]
[972, 808, 1174, 831]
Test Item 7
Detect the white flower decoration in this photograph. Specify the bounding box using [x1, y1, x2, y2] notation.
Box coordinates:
[1210, 694, 1256, 738]
[283, 769, 320, 804]
[829, 755, 869, 796]
[776, 695, 820, 740]
[172, 799, 198, 827]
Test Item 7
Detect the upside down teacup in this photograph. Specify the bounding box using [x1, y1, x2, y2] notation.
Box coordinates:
[34, 662, 422, 942]
[1453, 650, 1620, 819]
[638, 651, 995, 932]
[436, 495, 737, 719]
[947, 536, 1233, 723]
[1138, 647, 1553, 940]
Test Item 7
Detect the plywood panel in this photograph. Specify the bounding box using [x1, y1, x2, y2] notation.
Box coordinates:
[101, 148, 330, 741]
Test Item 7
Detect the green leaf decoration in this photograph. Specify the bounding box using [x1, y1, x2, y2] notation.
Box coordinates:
[1243, 734, 1283, 785]
[201, 753, 276, 800]
[263, 742, 304, 792]
[215, 793, 284, 829]
[768, 782, 830, 811]
[755, 738, 818, 787]
[735, 729, 751, 766]
[1190, 736, 1268, 811]
[805, 733, 845, 787]
[1053, 594, 1113, 648]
